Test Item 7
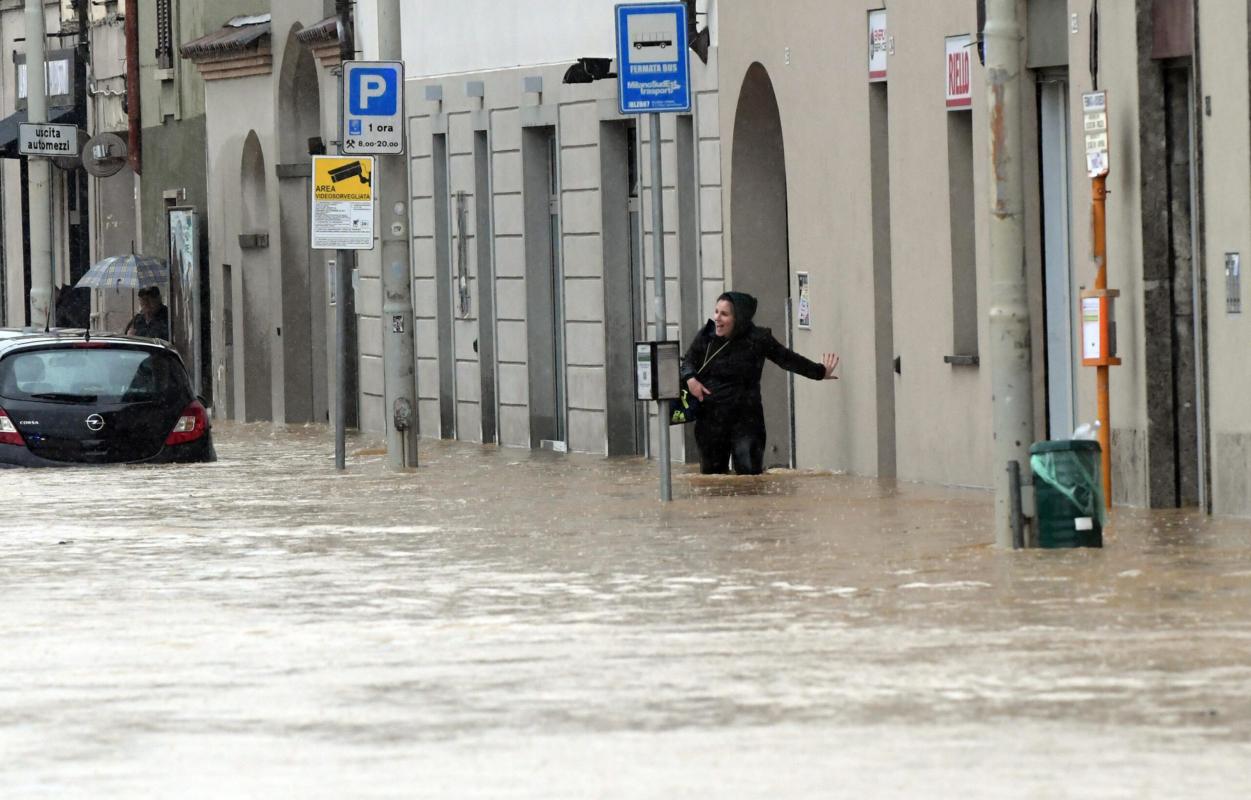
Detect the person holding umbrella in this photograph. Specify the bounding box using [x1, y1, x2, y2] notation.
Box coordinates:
[124, 286, 170, 340]
[74, 250, 170, 338]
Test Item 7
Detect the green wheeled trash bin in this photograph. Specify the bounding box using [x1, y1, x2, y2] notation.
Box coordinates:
[1029, 440, 1105, 548]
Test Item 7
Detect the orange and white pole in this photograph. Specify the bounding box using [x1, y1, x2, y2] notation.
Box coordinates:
[1091, 175, 1113, 509]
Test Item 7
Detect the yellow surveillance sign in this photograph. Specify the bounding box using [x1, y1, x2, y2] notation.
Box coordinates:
[311, 155, 375, 250]
[314, 157, 374, 201]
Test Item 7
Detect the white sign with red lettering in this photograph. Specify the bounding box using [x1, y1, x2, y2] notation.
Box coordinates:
[868, 10, 888, 82]
[945, 35, 972, 110]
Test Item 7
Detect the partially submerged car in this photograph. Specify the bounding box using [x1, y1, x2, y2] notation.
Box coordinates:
[0, 329, 215, 467]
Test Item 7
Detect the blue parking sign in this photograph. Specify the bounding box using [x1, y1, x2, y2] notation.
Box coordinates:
[616, 3, 691, 114]
[342, 61, 405, 155]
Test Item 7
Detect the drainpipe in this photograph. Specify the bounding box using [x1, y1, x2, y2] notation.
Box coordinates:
[25, 0, 52, 328]
[124, 0, 140, 175]
[984, 0, 1034, 547]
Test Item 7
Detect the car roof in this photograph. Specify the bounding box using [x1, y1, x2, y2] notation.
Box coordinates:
[0, 328, 182, 359]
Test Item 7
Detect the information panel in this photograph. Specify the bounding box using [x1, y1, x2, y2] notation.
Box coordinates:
[616, 3, 691, 114]
[18, 122, 78, 156]
[311, 156, 375, 251]
[1083, 91, 1110, 178]
[342, 61, 405, 155]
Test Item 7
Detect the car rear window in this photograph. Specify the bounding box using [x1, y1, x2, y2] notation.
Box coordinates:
[0, 346, 189, 404]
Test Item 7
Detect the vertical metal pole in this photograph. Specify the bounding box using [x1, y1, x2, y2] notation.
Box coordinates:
[1008, 460, 1025, 549]
[650, 113, 671, 501]
[25, 0, 52, 328]
[377, 0, 419, 468]
[333, 3, 352, 471]
[1092, 175, 1111, 508]
[985, 0, 1034, 547]
[335, 253, 348, 470]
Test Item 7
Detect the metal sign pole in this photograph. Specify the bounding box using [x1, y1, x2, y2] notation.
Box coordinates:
[650, 112, 671, 502]
[374, 1, 419, 469]
[334, 3, 353, 471]
[985, 0, 1034, 546]
[25, 0, 52, 328]
[616, 2, 690, 503]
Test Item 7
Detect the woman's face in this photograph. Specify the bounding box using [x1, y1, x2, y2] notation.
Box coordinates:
[713, 299, 735, 338]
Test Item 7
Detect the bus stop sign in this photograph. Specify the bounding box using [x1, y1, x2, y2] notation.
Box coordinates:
[615, 3, 691, 114]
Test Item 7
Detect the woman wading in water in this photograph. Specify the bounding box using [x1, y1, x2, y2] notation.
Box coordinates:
[681, 291, 839, 475]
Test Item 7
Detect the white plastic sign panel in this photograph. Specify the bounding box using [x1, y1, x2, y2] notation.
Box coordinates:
[868, 10, 888, 82]
[311, 156, 375, 251]
[945, 35, 972, 110]
[616, 3, 691, 114]
[636, 343, 653, 400]
[654, 341, 681, 400]
[18, 122, 78, 156]
[342, 61, 405, 155]
[1081, 297, 1101, 360]
[1083, 91, 1109, 177]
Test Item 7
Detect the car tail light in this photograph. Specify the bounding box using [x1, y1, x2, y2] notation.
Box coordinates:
[165, 400, 208, 446]
[0, 406, 25, 446]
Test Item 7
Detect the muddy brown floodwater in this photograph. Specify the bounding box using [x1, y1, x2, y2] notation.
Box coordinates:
[3, 421, 1250, 798]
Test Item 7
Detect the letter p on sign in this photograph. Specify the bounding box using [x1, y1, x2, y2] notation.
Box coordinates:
[342, 61, 405, 155]
[349, 67, 398, 116]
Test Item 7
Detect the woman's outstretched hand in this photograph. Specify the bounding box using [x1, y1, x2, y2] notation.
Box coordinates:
[821, 353, 840, 380]
[687, 376, 711, 401]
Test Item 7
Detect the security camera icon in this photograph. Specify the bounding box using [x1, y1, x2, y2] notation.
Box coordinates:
[329, 160, 371, 186]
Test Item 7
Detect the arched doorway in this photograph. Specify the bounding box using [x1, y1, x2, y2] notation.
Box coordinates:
[730, 63, 793, 468]
[240, 131, 273, 423]
[276, 30, 324, 424]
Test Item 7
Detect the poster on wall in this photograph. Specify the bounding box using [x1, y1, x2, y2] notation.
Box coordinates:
[168, 208, 201, 395]
[797, 272, 812, 329]
[868, 10, 888, 82]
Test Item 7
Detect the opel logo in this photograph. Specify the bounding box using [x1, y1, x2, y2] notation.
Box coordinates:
[85, 414, 105, 432]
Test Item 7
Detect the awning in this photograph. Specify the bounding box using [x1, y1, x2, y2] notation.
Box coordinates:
[0, 105, 81, 160]
[180, 15, 271, 61]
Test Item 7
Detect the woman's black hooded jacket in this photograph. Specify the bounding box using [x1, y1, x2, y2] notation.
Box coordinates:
[680, 291, 826, 410]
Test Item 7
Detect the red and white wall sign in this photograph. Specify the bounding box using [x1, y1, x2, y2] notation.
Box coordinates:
[868, 10, 888, 82]
[945, 35, 972, 109]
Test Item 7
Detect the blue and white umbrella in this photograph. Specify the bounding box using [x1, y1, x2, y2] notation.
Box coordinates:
[75, 253, 169, 290]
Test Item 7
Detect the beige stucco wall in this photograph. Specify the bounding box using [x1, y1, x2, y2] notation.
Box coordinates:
[718, 0, 1005, 486]
[402, 48, 722, 455]
[713, 0, 1179, 497]
[1198, 3, 1251, 516]
[201, 2, 344, 427]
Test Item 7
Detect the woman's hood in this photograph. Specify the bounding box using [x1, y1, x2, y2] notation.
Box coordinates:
[720, 291, 758, 338]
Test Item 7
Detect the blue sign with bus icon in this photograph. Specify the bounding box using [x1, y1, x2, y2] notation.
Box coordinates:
[616, 3, 691, 114]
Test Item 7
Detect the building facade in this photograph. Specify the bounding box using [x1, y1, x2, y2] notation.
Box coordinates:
[0, 0, 96, 330]
[183, 2, 346, 427]
[9, 1, 1248, 518]
[128, 0, 259, 400]
[375, 0, 722, 457]
[717, 0, 1251, 516]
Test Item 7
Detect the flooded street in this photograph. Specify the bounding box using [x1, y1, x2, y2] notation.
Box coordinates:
[3, 422, 1251, 798]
